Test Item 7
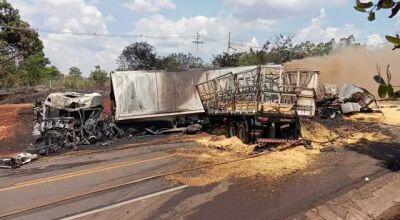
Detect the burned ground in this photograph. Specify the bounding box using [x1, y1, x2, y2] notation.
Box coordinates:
[0, 104, 34, 155]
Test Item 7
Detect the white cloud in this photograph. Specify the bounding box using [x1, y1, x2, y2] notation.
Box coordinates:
[131, 14, 275, 59]
[246, 37, 260, 48]
[295, 8, 359, 43]
[367, 34, 385, 46]
[124, 0, 176, 13]
[8, 0, 120, 74]
[223, 0, 349, 20]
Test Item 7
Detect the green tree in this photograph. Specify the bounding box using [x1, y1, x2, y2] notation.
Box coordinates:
[212, 53, 241, 67]
[0, 0, 43, 65]
[211, 35, 338, 67]
[157, 53, 203, 70]
[237, 49, 266, 66]
[68, 67, 82, 78]
[90, 65, 108, 87]
[63, 66, 83, 89]
[354, 0, 400, 49]
[17, 53, 61, 86]
[117, 42, 157, 71]
[0, 0, 55, 87]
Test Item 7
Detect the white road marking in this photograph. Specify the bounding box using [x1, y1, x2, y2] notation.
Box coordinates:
[61, 185, 189, 220]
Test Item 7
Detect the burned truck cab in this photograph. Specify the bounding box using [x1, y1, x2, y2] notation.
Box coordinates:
[32, 92, 104, 154]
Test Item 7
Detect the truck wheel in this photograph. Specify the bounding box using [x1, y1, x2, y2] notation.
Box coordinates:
[228, 121, 239, 137]
[238, 122, 250, 144]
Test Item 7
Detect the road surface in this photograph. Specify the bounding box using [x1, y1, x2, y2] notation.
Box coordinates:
[0, 129, 399, 220]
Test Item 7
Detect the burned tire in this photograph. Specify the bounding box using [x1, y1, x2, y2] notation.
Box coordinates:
[228, 120, 250, 144]
[238, 122, 250, 144]
[228, 121, 239, 138]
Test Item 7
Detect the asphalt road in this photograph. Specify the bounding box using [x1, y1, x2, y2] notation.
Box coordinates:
[0, 129, 399, 220]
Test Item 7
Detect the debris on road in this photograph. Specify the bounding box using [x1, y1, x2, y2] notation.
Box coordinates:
[341, 102, 362, 114]
[168, 135, 319, 186]
[300, 117, 390, 150]
[316, 82, 377, 118]
[0, 152, 39, 169]
[184, 123, 202, 134]
[346, 102, 400, 125]
[339, 83, 376, 112]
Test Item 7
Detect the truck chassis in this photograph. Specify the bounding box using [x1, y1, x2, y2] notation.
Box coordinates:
[196, 66, 319, 144]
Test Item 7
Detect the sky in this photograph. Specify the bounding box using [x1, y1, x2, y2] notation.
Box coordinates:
[7, 0, 400, 75]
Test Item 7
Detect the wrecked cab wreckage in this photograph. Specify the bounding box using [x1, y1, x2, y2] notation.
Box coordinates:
[31, 92, 123, 155]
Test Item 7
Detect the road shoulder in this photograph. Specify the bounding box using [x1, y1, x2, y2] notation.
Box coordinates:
[295, 172, 400, 220]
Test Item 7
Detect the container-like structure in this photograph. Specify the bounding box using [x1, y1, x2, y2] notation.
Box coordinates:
[196, 66, 319, 117]
[110, 70, 205, 122]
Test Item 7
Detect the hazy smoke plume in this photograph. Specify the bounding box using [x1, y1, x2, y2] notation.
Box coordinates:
[285, 46, 400, 96]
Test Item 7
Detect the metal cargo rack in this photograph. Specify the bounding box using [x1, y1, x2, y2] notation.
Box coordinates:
[196, 66, 319, 117]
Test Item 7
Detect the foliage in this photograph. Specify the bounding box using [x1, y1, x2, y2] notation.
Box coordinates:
[212, 35, 337, 67]
[89, 65, 109, 87]
[117, 42, 157, 71]
[16, 53, 61, 86]
[0, 0, 60, 88]
[68, 67, 82, 77]
[237, 49, 266, 66]
[212, 53, 241, 67]
[63, 67, 84, 88]
[354, 0, 400, 49]
[156, 53, 202, 71]
[374, 65, 400, 99]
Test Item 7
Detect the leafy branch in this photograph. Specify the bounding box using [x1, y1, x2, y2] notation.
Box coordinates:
[354, 0, 400, 49]
[374, 65, 400, 99]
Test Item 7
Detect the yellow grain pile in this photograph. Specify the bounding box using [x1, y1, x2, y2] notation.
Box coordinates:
[168, 135, 318, 186]
[300, 119, 390, 147]
[345, 102, 400, 126]
[300, 120, 339, 143]
[338, 132, 390, 145]
[195, 135, 255, 154]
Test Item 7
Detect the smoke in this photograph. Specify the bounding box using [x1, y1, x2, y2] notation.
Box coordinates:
[285, 46, 400, 96]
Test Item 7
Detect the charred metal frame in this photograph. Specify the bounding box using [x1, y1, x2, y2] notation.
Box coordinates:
[196, 66, 319, 116]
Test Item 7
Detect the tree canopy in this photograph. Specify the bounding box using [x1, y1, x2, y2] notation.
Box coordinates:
[68, 67, 82, 78]
[90, 65, 108, 87]
[117, 42, 203, 71]
[0, 0, 60, 87]
[117, 42, 157, 71]
[212, 35, 338, 68]
[156, 53, 202, 71]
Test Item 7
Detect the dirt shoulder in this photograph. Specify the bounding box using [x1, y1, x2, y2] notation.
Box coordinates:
[0, 104, 34, 155]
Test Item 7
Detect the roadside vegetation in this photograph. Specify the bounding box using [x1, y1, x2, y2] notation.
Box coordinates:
[0, 0, 109, 90]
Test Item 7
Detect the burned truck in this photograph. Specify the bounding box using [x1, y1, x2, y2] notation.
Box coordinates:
[32, 92, 123, 154]
[30, 65, 319, 154]
[196, 66, 319, 144]
[110, 65, 319, 144]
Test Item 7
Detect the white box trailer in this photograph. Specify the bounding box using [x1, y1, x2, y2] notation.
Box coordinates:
[111, 69, 204, 122]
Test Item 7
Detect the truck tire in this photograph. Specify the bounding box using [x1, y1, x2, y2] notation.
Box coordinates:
[228, 121, 239, 138]
[238, 122, 250, 144]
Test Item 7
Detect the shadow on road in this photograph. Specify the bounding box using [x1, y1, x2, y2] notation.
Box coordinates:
[346, 141, 400, 172]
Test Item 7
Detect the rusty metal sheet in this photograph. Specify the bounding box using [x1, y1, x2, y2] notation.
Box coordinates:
[111, 70, 205, 121]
